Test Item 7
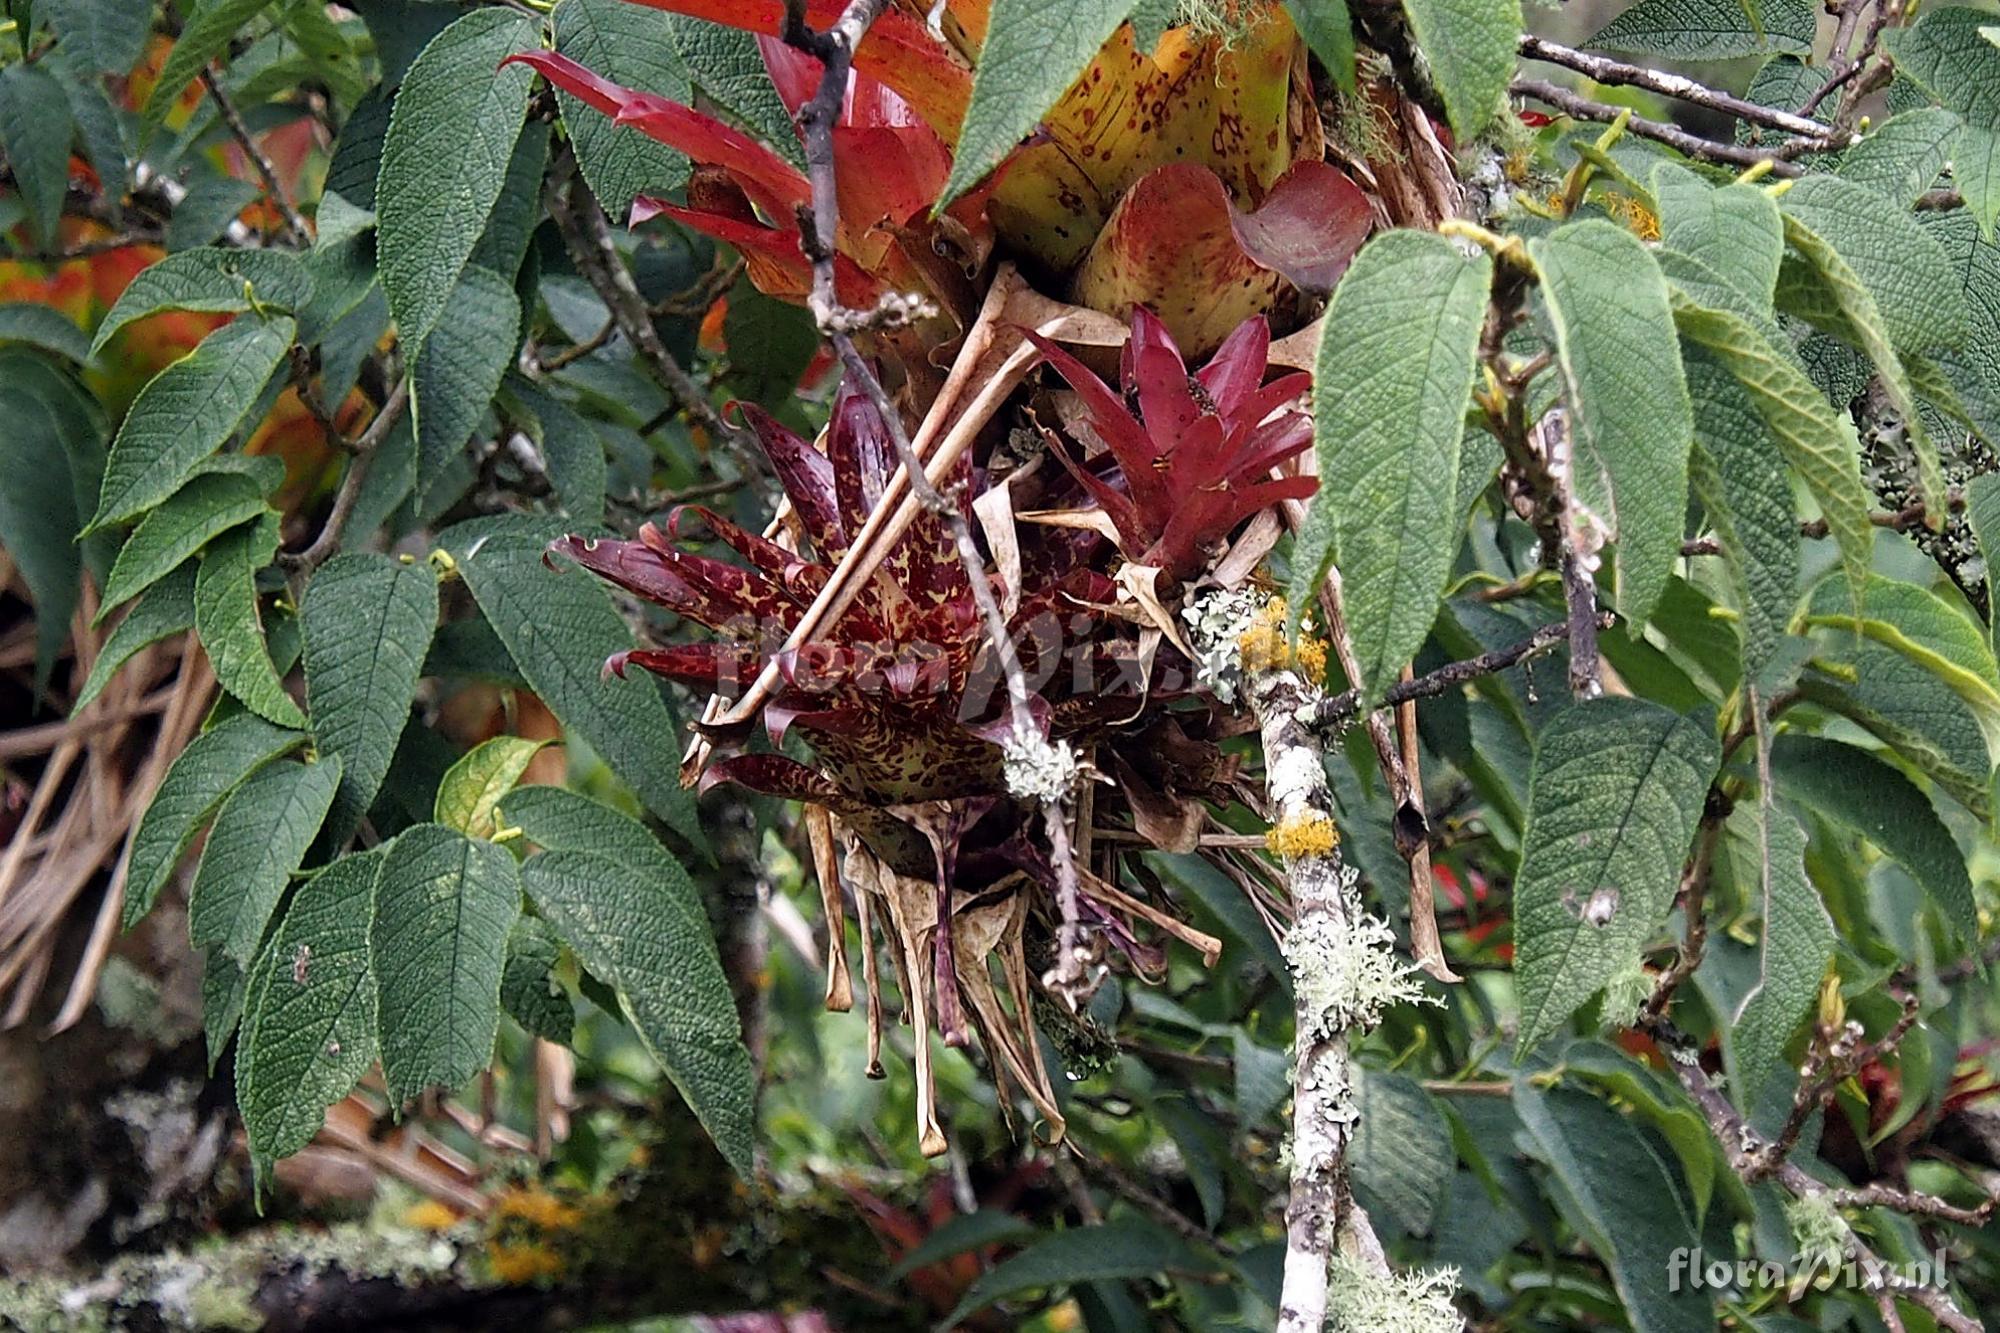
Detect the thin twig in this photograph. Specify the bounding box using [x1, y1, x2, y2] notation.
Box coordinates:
[1516, 35, 1839, 143]
[1313, 617, 1590, 727]
[200, 69, 310, 246]
[277, 380, 409, 574]
[1512, 79, 1812, 174]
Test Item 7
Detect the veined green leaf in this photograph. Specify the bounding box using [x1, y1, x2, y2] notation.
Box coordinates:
[372, 824, 522, 1104]
[0, 65, 75, 248]
[375, 8, 538, 350]
[501, 785, 712, 941]
[188, 757, 343, 967]
[468, 122, 549, 283]
[1670, 298, 1874, 603]
[1352, 1070, 1451, 1237]
[302, 552, 439, 848]
[1293, 229, 1490, 700]
[1514, 1085, 1710, 1333]
[1885, 5, 2000, 236]
[887, 1210, 1039, 1283]
[506, 379, 608, 525]
[942, 1221, 1206, 1329]
[500, 916, 573, 1044]
[1771, 734, 1977, 940]
[435, 736, 550, 839]
[1779, 174, 1968, 355]
[0, 302, 92, 363]
[445, 518, 701, 845]
[662, 14, 803, 170]
[522, 850, 755, 1176]
[939, 0, 1139, 207]
[1684, 349, 1798, 678]
[75, 565, 197, 714]
[195, 522, 306, 729]
[554, 0, 692, 219]
[1839, 108, 1963, 206]
[1558, 1042, 1723, 1224]
[1801, 574, 2000, 762]
[90, 248, 313, 358]
[239, 848, 384, 1170]
[123, 715, 307, 927]
[1514, 698, 1720, 1053]
[1970, 472, 2000, 650]
[1400, 0, 1520, 143]
[1726, 796, 1832, 1111]
[1651, 164, 1783, 317]
[1531, 220, 1693, 626]
[100, 473, 268, 615]
[1918, 209, 2000, 452]
[413, 265, 520, 506]
[143, 0, 279, 125]
[1586, 0, 1814, 61]
[44, 0, 153, 74]
[90, 314, 296, 530]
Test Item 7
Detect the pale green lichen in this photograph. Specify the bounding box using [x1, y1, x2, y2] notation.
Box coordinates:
[1327, 1256, 1463, 1333]
[1286, 867, 1435, 1038]
[1184, 588, 1265, 704]
[1002, 729, 1081, 803]
[1597, 963, 1655, 1032]
[1785, 1193, 1852, 1275]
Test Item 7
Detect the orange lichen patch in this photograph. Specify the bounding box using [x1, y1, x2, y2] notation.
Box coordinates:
[1266, 811, 1338, 859]
[402, 1200, 462, 1232]
[492, 1184, 587, 1232]
[1603, 192, 1660, 242]
[1234, 596, 1331, 680]
[487, 1240, 566, 1284]
[1293, 632, 1328, 680]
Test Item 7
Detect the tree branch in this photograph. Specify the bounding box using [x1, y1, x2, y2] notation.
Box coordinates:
[1516, 35, 1841, 143]
[277, 380, 410, 575]
[201, 69, 311, 247]
[1511, 78, 1813, 174]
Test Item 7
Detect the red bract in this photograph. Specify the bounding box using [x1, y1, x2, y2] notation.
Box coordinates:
[1025, 307, 1317, 582]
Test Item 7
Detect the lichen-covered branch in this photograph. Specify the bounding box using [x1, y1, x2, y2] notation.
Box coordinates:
[1187, 591, 1450, 1333]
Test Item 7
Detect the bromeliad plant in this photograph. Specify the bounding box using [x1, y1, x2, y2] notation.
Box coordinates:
[510, 0, 1373, 358]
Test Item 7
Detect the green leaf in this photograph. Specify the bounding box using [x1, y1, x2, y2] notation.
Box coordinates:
[1778, 176, 1955, 518]
[0, 383, 82, 694]
[238, 848, 383, 1169]
[943, 1221, 1204, 1328]
[554, 0, 692, 218]
[1670, 299, 1874, 602]
[1770, 734, 1976, 941]
[939, 0, 1139, 207]
[1970, 472, 2000, 648]
[164, 170, 261, 253]
[371, 823, 522, 1104]
[1885, 5, 2000, 235]
[522, 850, 755, 1176]
[143, 0, 279, 125]
[1779, 174, 1968, 356]
[100, 473, 268, 615]
[1514, 698, 1720, 1053]
[500, 916, 573, 1044]
[1802, 574, 2000, 761]
[123, 715, 307, 928]
[0, 302, 91, 363]
[1726, 798, 1832, 1111]
[435, 736, 549, 838]
[887, 1210, 1039, 1283]
[1400, 0, 1520, 143]
[1531, 219, 1693, 626]
[1795, 640, 1994, 816]
[507, 380, 607, 525]
[1559, 1041, 1724, 1223]
[90, 314, 296, 530]
[196, 521, 306, 728]
[663, 14, 803, 169]
[203, 947, 248, 1071]
[0, 64, 75, 248]
[188, 756, 343, 967]
[446, 519, 701, 844]
[1652, 164, 1783, 318]
[301, 552, 439, 847]
[468, 122, 549, 283]
[375, 8, 538, 350]
[500, 786, 705, 930]
[1684, 348, 1799, 677]
[1587, 0, 1814, 61]
[1918, 209, 2000, 451]
[90, 248, 314, 358]
[75, 564, 196, 714]
[1351, 1070, 1451, 1237]
[1283, 0, 1354, 94]
[1232, 1029, 1290, 1128]
[1293, 230, 1489, 700]
[1839, 107, 1963, 206]
[1514, 1084, 1711, 1333]
[44, 0, 152, 73]
[413, 265, 520, 505]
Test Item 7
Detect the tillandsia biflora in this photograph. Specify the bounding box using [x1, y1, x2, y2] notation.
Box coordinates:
[19, 0, 2000, 1327]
